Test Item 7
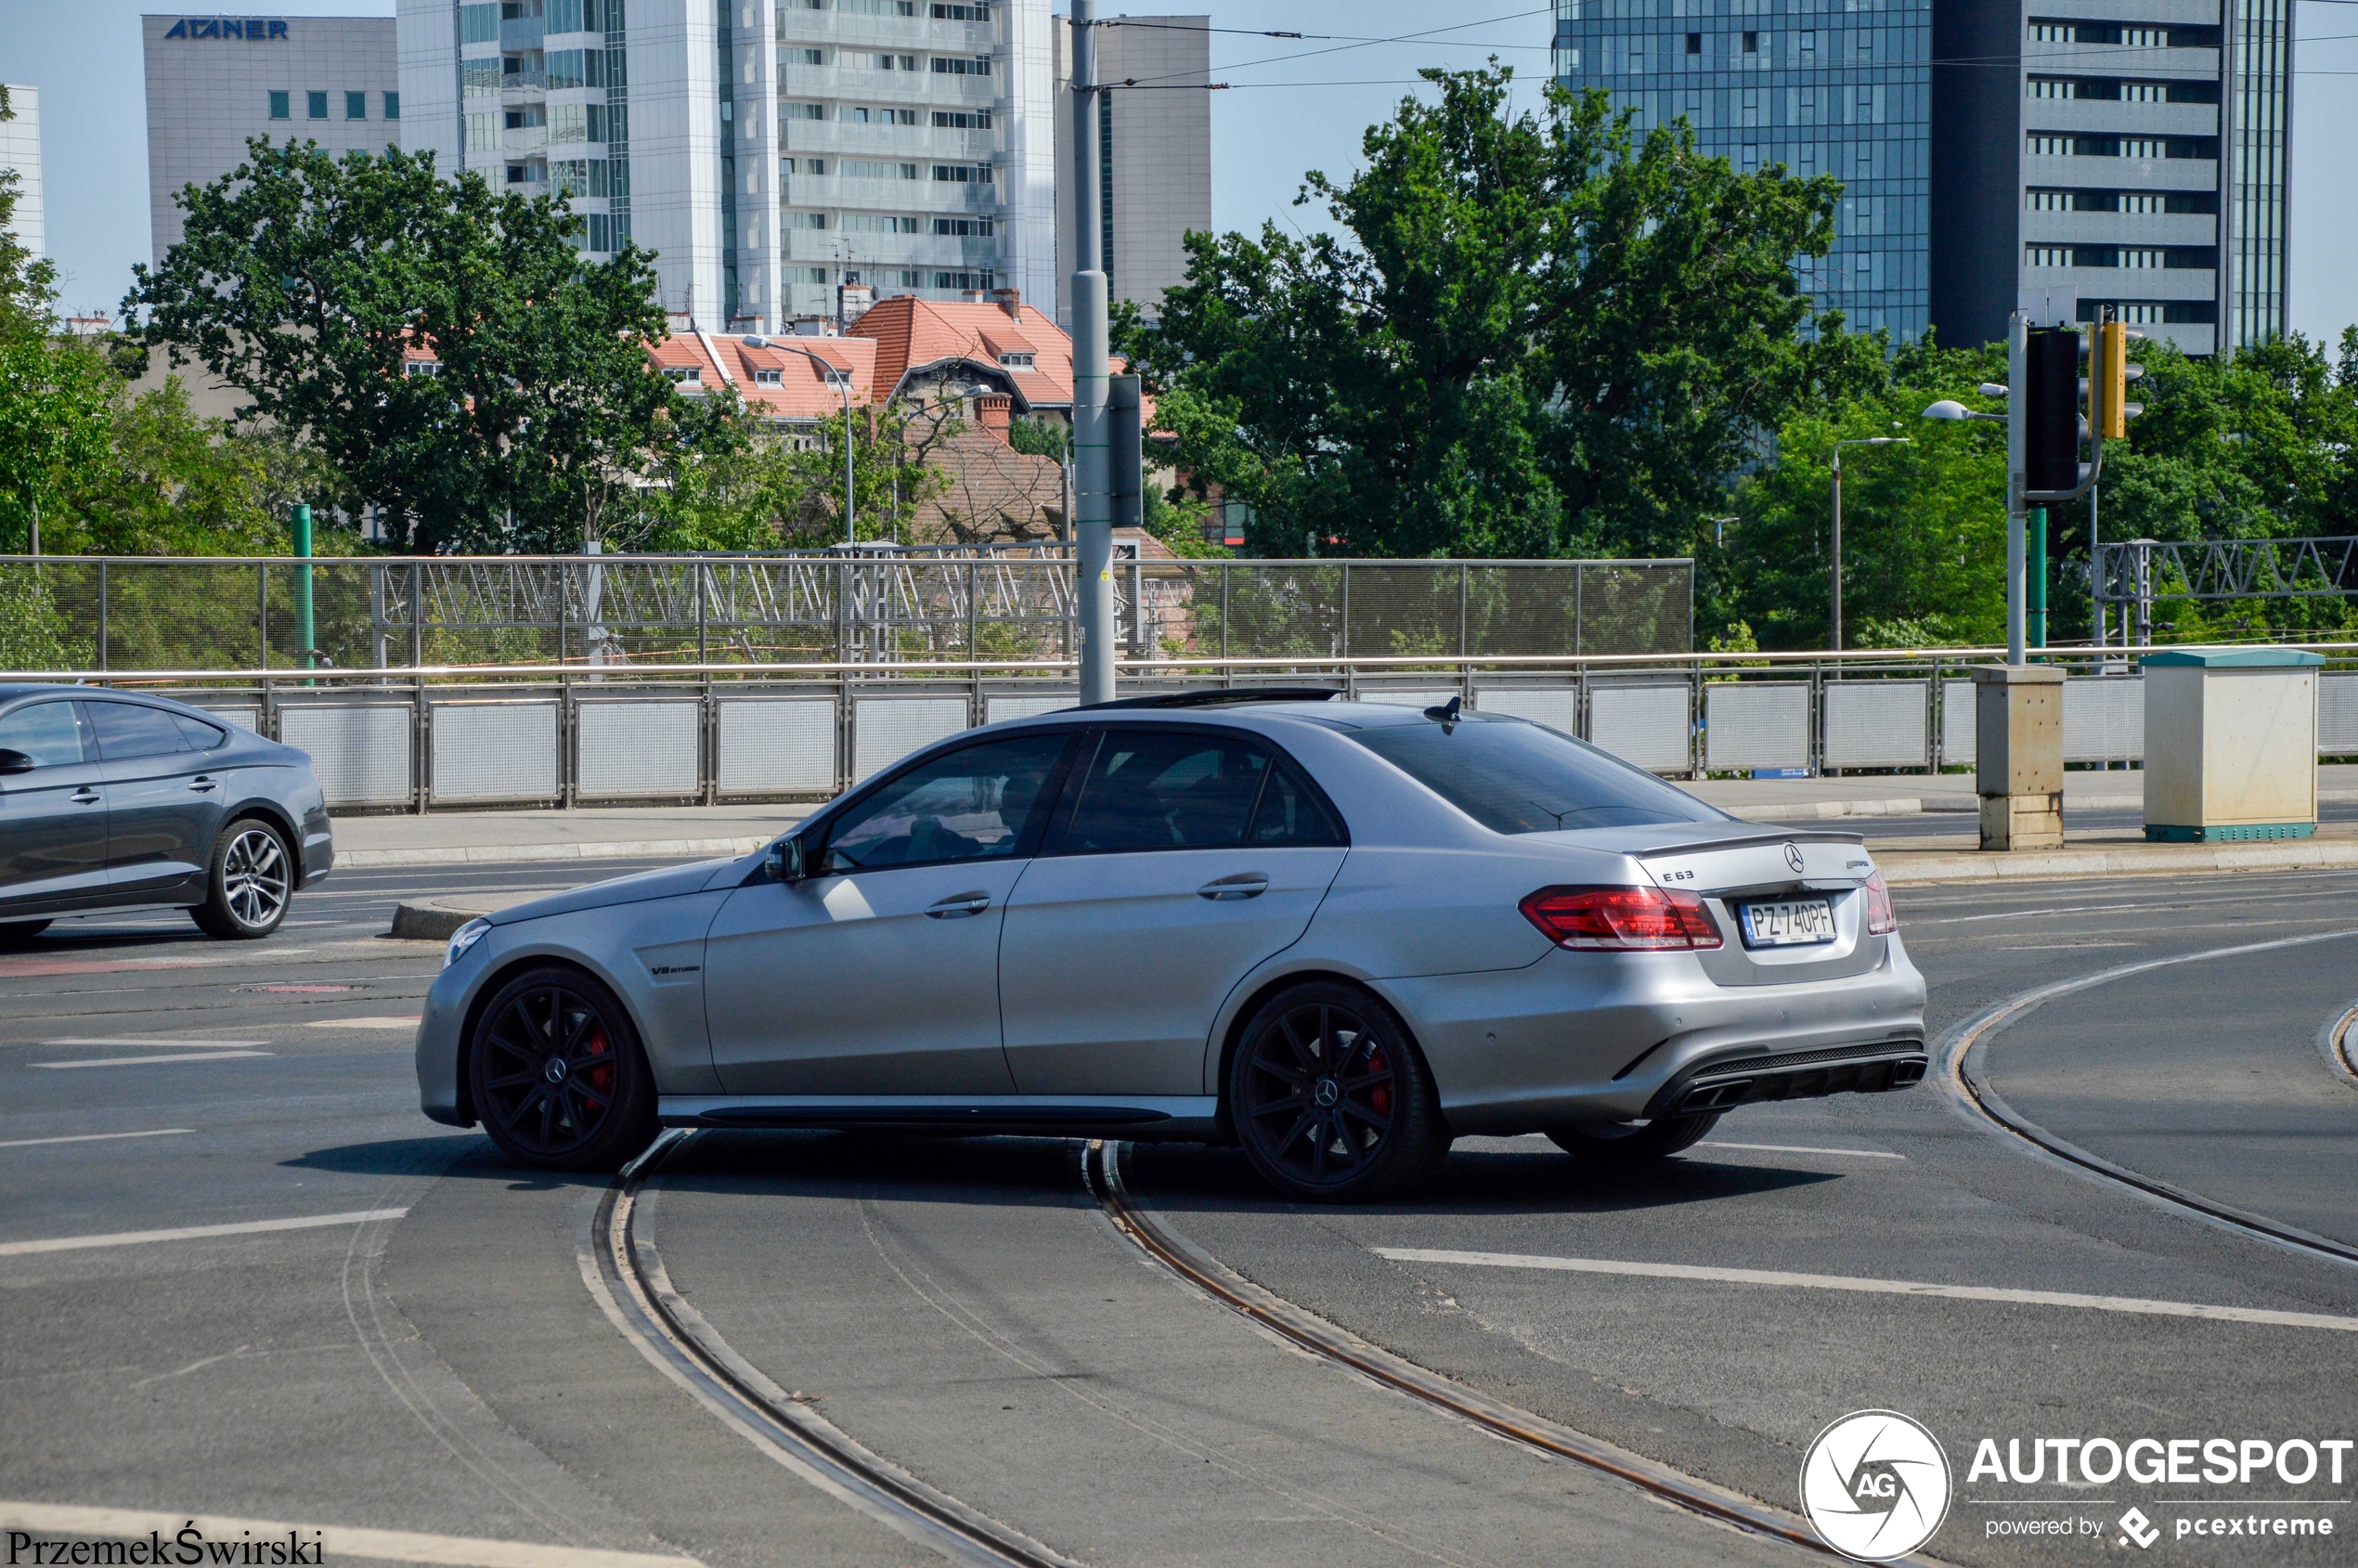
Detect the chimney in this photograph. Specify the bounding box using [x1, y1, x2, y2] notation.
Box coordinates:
[836, 283, 875, 329]
[988, 286, 1022, 320]
[975, 394, 1013, 440]
[963, 290, 989, 305]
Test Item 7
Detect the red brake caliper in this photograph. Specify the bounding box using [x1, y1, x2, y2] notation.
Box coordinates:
[583, 1026, 613, 1099]
[1366, 1046, 1391, 1120]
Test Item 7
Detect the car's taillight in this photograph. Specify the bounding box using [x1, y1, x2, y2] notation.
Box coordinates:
[1862, 871, 1898, 936]
[1520, 886, 1723, 951]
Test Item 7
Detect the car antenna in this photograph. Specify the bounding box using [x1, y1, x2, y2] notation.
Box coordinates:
[1421, 695, 1462, 732]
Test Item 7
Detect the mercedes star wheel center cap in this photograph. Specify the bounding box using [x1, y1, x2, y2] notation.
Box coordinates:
[544, 1056, 570, 1084]
[1314, 1078, 1341, 1108]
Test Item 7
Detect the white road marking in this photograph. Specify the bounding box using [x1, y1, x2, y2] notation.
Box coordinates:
[307, 1016, 423, 1029]
[32, 1052, 271, 1069]
[0, 1129, 193, 1150]
[1371, 1248, 2358, 1332]
[0, 1502, 702, 1568]
[0, 1208, 408, 1257]
[42, 1039, 270, 1049]
[1697, 1141, 1907, 1160]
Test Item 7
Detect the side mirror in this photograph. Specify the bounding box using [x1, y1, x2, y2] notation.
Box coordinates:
[764, 836, 806, 883]
[0, 749, 33, 777]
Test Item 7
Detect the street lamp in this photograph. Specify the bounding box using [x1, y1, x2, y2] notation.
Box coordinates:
[772, 341, 858, 544]
[1829, 436, 1911, 653]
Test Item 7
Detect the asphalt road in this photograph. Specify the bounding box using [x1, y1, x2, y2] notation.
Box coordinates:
[4, 855, 2357, 1565]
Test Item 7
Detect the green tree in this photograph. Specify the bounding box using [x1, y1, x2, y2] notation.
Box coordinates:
[0, 87, 116, 553]
[125, 137, 672, 553]
[1119, 68, 1883, 563]
[1723, 338, 2010, 649]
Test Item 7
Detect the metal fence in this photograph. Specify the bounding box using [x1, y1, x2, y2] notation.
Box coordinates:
[27, 643, 2358, 811]
[0, 552, 1695, 674]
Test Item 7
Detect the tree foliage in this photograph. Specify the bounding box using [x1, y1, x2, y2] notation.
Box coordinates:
[126, 137, 672, 552]
[1120, 67, 1884, 562]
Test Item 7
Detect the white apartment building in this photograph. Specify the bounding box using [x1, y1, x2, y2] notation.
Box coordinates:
[143, 16, 401, 263]
[0, 84, 41, 262]
[397, 0, 1059, 333]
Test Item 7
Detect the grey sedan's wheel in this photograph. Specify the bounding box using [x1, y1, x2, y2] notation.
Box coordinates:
[1230, 982, 1447, 1203]
[0, 919, 50, 944]
[189, 821, 292, 940]
[469, 966, 657, 1173]
[1546, 1113, 1718, 1166]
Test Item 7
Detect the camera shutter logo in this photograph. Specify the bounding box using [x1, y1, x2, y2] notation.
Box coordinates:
[1799, 1409, 1952, 1562]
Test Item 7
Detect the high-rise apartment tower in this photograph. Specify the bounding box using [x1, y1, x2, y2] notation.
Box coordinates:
[397, 0, 1058, 333]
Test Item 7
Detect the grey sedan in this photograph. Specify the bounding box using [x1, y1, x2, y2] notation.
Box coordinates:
[418, 692, 1927, 1201]
[0, 684, 332, 941]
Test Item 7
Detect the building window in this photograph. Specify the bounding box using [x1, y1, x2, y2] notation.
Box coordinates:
[930, 55, 991, 75]
[1799, 31, 1814, 55]
[307, 91, 329, 120]
[842, 159, 919, 178]
[787, 101, 828, 119]
[932, 3, 989, 17]
[874, 53, 917, 71]
[753, 368, 784, 386]
[2026, 245, 2071, 267]
[931, 270, 993, 290]
[1685, 32, 1701, 55]
[932, 163, 991, 183]
[790, 47, 823, 64]
[403, 359, 442, 377]
[2026, 188, 2071, 211]
[346, 91, 368, 120]
[2027, 134, 2071, 157]
[269, 91, 291, 120]
[931, 216, 992, 235]
[384, 91, 401, 119]
[666, 366, 703, 384]
[1743, 31, 1758, 53]
[460, 2, 499, 43]
[792, 266, 830, 283]
[784, 211, 829, 228]
[931, 110, 992, 128]
[998, 352, 1033, 368]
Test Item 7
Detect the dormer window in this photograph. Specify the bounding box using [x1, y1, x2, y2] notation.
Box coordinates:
[667, 366, 703, 384]
[998, 352, 1034, 369]
[753, 368, 783, 386]
[403, 360, 442, 378]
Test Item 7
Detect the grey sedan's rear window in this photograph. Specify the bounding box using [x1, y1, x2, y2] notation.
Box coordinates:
[1346, 715, 1726, 835]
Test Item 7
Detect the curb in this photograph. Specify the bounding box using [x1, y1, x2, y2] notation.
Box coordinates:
[339, 836, 772, 870]
[1879, 839, 2358, 886]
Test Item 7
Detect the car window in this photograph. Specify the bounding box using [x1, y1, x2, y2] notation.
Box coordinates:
[86, 701, 195, 761]
[821, 732, 1069, 873]
[1248, 759, 1345, 847]
[0, 701, 87, 767]
[1346, 713, 1727, 834]
[173, 714, 229, 750]
[1061, 731, 1271, 853]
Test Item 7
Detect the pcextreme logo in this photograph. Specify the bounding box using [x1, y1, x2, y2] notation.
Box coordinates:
[1800, 1410, 1954, 1562]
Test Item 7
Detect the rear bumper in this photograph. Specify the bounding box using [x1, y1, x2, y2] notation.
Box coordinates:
[1374, 935, 1928, 1134]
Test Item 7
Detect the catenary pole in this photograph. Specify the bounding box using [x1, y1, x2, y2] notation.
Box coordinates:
[1069, 0, 1114, 706]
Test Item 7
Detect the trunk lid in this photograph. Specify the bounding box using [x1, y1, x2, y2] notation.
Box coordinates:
[1627, 828, 1885, 987]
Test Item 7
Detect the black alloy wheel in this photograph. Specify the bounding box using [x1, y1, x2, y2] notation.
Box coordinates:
[470, 966, 657, 1172]
[1545, 1112, 1719, 1166]
[190, 821, 293, 939]
[1230, 981, 1445, 1203]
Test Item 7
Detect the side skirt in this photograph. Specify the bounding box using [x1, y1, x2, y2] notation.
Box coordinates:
[658, 1094, 1224, 1142]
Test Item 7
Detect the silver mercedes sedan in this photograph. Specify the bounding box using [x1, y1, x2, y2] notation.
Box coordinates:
[415, 692, 1927, 1201]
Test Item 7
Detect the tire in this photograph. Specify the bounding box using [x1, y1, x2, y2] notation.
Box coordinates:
[0, 919, 51, 944]
[1545, 1112, 1719, 1166]
[468, 965, 658, 1173]
[1229, 980, 1448, 1203]
[189, 820, 294, 940]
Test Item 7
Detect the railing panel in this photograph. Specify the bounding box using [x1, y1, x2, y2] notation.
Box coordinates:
[279, 703, 413, 807]
[2063, 676, 2144, 764]
[576, 699, 701, 798]
[985, 692, 1078, 725]
[1473, 683, 1580, 734]
[431, 700, 561, 803]
[2321, 674, 2358, 755]
[1822, 680, 1929, 771]
[1704, 682, 1810, 772]
[717, 696, 837, 795]
[1590, 680, 1691, 774]
[1353, 686, 1458, 709]
[1940, 680, 1976, 770]
[851, 694, 968, 783]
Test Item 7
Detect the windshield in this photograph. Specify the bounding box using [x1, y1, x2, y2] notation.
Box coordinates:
[1347, 714, 1727, 835]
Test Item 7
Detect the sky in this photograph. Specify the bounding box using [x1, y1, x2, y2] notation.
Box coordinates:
[9, 2, 2358, 342]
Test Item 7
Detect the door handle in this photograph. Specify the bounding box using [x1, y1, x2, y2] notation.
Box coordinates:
[69, 788, 100, 806]
[188, 776, 219, 793]
[1198, 873, 1270, 901]
[925, 892, 991, 918]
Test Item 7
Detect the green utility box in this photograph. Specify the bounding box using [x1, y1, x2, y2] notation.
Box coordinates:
[2143, 647, 2324, 843]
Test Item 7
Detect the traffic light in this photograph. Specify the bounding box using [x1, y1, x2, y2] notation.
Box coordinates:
[2086, 319, 2144, 441]
[1108, 373, 1143, 533]
[2022, 326, 2081, 494]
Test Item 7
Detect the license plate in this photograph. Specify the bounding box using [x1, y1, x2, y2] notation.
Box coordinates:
[1739, 898, 1835, 948]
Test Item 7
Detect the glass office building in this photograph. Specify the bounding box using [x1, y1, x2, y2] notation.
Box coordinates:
[1550, 0, 1932, 341]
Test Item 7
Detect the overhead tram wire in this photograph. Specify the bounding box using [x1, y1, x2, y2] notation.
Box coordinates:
[1106, 5, 1552, 90]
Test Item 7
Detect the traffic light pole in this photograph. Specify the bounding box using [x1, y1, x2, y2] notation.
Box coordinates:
[1069, 0, 1114, 706]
